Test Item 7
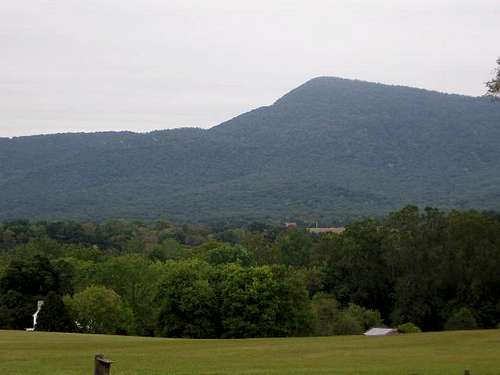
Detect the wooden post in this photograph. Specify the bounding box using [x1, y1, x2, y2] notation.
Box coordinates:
[464, 370, 470, 375]
[94, 354, 113, 375]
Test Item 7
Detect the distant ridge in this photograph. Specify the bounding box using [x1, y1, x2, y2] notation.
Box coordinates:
[1, 77, 500, 223]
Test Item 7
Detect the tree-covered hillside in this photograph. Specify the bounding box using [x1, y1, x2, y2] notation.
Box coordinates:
[1, 207, 499, 336]
[1, 77, 500, 222]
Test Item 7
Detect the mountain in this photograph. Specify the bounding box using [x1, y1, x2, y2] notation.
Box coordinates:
[2, 77, 500, 223]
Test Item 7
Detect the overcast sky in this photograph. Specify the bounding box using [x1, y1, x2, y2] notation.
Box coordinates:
[1, 0, 499, 137]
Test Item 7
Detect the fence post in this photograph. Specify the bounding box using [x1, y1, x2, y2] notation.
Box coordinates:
[94, 354, 113, 375]
[464, 370, 470, 375]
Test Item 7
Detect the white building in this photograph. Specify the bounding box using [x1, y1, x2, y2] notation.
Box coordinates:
[364, 327, 398, 336]
[26, 300, 44, 331]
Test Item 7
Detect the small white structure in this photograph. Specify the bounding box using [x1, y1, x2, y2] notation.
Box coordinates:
[307, 227, 345, 234]
[26, 300, 44, 332]
[364, 327, 398, 336]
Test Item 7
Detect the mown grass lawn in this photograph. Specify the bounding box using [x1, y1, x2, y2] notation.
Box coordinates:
[0, 329, 498, 375]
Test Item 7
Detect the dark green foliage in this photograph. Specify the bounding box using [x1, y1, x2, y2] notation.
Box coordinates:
[316, 207, 500, 331]
[217, 264, 280, 338]
[36, 292, 75, 332]
[397, 322, 422, 333]
[1, 79, 500, 222]
[275, 230, 313, 267]
[444, 308, 478, 331]
[0, 290, 34, 329]
[310, 295, 382, 336]
[0, 206, 499, 337]
[272, 266, 314, 336]
[332, 312, 364, 335]
[205, 244, 254, 266]
[0, 255, 61, 297]
[51, 259, 75, 295]
[0, 255, 64, 329]
[91, 254, 162, 336]
[311, 293, 341, 336]
[342, 303, 383, 331]
[147, 239, 184, 262]
[217, 265, 312, 338]
[155, 262, 313, 338]
[156, 260, 217, 338]
[322, 220, 393, 317]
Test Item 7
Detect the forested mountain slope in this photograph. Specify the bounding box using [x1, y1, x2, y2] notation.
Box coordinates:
[1, 77, 500, 222]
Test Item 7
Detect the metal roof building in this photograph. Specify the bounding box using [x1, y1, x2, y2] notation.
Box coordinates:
[364, 327, 398, 336]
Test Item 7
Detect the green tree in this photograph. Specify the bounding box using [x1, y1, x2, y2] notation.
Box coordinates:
[272, 266, 314, 336]
[0, 261, 6, 279]
[444, 308, 478, 331]
[275, 229, 313, 267]
[36, 292, 75, 332]
[0, 255, 63, 329]
[311, 298, 382, 336]
[0, 255, 62, 297]
[385, 207, 448, 330]
[218, 264, 279, 338]
[155, 260, 217, 338]
[218, 264, 312, 338]
[147, 238, 183, 261]
[63, 244, 103, 262]
[92, 254, 160, 335]
[343, 303, 383, 331]
[295, 267, 325, 297]
[0, 290, 34, 329]
[13, 237, 64, 259]
[487, 57, 500, 97]
[65, 285, 134, 334]
[51, 259, 75, 295]
[205, 244, 254, 266]
[311, 293, 341, 336]
[332, 312, 363, 335]
[58, 257, 96, 293]
[241, 231, 280, 265]
[321, 219, 393, 318]
[443, 211, 500, 328]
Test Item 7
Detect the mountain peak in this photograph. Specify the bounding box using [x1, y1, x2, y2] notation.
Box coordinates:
[274, 76, 387, 107]
[273, 76, 480, 110]
[1, 78, 500, 222]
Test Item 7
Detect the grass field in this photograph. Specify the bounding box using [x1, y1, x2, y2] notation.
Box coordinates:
[0, 330, 499, 375]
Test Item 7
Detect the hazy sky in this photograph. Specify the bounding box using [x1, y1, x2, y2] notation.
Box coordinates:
[1, 0, 499, 137]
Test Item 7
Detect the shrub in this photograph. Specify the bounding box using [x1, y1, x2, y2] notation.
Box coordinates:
[344, 303, 383, 330]
[332, 312, 363, 335]
[444, 308, 478, 331]
[397, 322, 421, 333]
[65, 286, 134, 334]
[311, 298, 383, 336]
[311, 293, 340, 336]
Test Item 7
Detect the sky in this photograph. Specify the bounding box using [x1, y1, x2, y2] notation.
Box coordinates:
[1, 0, 499, 138]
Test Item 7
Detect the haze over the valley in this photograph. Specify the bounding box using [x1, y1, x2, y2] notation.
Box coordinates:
[1, 0, 499, 138]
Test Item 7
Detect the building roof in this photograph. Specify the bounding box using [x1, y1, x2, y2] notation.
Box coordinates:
[307, 227, 345, 234]
[364, 328, 398, 336]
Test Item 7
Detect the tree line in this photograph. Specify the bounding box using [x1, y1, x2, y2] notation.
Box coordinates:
[0, 206, 499, 337]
